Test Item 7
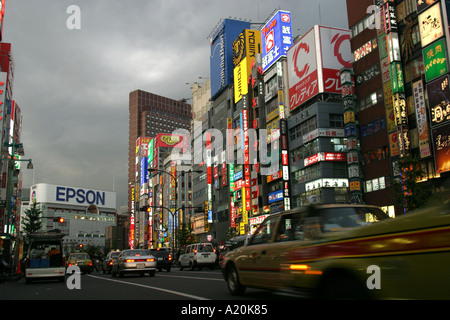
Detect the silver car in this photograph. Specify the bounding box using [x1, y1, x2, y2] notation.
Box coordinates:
[111, 249, 156, 277]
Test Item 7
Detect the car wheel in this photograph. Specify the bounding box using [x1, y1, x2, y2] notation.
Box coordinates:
[226, 264, 245, 296]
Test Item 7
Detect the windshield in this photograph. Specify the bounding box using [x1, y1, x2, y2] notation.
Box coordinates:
[320, 207, 387, 232]
[122, 250, 147, 257]
[71, 253, 90, 260]
[197, 244, 214, 253]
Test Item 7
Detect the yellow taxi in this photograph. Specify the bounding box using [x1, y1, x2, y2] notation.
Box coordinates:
[221, 204, 389, 296]
[222, 201, 450, 299]
[283, 200, 450, 300]
[67, 253, 94, 274]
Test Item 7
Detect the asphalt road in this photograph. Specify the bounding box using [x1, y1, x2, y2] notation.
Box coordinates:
[0, 268, 298, 301]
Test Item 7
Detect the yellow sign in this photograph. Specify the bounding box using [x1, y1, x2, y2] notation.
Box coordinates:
[234, 58, 249, 103]
[233, 29, 261, 67]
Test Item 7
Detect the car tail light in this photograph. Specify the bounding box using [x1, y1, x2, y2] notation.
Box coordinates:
[89, 262, 93, 266]
[146, 258, 155, 262]
[168, 254, 172, 261]
[109, 261, 113, 266]
[125, 259, 135, 263]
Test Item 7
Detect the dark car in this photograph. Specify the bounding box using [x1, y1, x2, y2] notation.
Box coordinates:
[103, 251, 121, 274]
[148, 248, 172, 272]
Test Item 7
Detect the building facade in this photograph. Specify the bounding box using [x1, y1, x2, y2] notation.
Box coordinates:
[128, 89, 192, 217]
[28, 183, 117, 252]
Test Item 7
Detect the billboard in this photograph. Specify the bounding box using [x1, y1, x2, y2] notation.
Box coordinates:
[233, 29, 261, 68]
[210, 19, 251, 99]
[427, 75, 450, 128]
[30, 183, 116, 209]
[288, 25, 352, 111]
[261, 10, 293, 72]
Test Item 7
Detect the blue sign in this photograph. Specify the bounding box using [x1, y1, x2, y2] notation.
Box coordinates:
[268, 190, 284, 204]
[261, 10, 293, 72]
[210, 19, 250, 99]
[140, 157, 148, 186]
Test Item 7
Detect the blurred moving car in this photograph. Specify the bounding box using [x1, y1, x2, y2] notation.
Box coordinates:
[218, 235, 251, 267]
[221, 204, 389, 297]
[23, 231, 66, 284]
[179, 243, 217, 270]
[283, 201, 450, 299]
[111, 249, 156, 277]
[148, 248, 172, 272]
[102, 251, 121, 274]
[67, 253, 93, 274]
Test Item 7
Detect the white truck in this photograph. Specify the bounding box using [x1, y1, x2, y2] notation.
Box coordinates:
[23, 231, 66, 284]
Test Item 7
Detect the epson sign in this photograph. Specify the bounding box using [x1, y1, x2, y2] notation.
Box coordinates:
[30, 184, 116, 209]
[56, 186, 106, 206]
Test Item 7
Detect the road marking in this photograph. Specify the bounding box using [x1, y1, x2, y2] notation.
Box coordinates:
[157, 274, 223, 281]
[87, 275, 210, 300]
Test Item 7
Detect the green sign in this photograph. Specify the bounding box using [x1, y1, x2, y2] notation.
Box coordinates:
[423, 38, 448, 82]
[390, 62, 404, 93]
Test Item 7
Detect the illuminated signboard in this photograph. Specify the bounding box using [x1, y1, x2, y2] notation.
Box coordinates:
[418, 3, 444, 48]
[427, 75, 450, 128]
[261, 10, 293, 72]
[304, 152, 346, 167]
[432, 124, 450, 174]
[288, 25, 352, 111]
[412, 79, 431, 158]
[423, 38, 448, 82]
[268, 190, 283, 204]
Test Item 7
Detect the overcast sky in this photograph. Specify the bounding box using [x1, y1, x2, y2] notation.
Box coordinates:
[2, 0, 349, 209]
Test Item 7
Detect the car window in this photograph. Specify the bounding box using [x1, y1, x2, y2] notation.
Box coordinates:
[71, 253, 90, 260]
[123, 250, 147, 257]
[249, 216, 279, 245]
[275, 212, 306, 242]
[320, 207, 385, 232]
[197, 244, 214, 252]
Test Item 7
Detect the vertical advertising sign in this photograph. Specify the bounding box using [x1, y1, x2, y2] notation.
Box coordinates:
[288, 27, 318, 110]
[412, 79, 431, 158]
[432, 124, 450, 173]
[261, 10, 293, 72]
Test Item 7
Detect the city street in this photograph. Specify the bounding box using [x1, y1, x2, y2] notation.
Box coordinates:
[0, 267, 297, 301]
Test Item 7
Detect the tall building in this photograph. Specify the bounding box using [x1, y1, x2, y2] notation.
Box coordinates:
[345, 0, 450, 215]
[128, 89, 192, 214]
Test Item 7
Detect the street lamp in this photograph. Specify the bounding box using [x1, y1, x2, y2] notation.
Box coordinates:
[148, 168, 202, 248]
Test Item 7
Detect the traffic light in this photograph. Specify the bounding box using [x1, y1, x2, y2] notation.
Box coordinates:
[53, 217, 65, 223]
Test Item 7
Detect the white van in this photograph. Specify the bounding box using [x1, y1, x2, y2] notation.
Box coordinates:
[179, 243, 216, 270]
[23, 231, 66, 284]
